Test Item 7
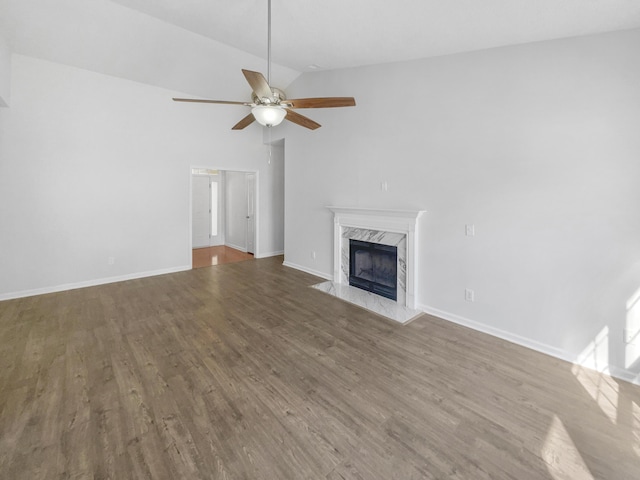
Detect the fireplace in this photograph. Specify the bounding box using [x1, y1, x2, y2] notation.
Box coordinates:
[349, 240, 398, 301]
[306, 207, 426, 323]
[325, 206, 426, 313]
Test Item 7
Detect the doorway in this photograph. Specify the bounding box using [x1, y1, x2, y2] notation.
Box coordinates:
[191, 168, 257, 268]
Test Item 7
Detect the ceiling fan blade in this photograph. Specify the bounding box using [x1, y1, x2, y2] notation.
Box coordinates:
[242, 69, 274, 102]
[286, 97, 356, 109]
[232, 113, 256, 130]
[173, 98, 251, 105]
[284, 109, 321, 130]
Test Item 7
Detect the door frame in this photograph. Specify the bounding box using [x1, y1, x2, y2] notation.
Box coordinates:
[188, 165, 259, 266]
[245, 172, 256, 255]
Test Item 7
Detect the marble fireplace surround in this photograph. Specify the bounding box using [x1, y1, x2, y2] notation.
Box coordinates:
[327, 206, 426, 311]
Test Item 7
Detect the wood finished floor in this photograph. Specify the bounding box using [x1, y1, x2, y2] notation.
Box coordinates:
[1, 256, 639, 479]
[192, 245, 254, 269]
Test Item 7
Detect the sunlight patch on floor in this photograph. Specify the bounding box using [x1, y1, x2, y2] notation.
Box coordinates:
[542, 415, 594, 480]
[572, 364, 619, 424]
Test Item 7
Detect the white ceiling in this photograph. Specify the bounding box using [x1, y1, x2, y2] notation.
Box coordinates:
[110, 0, 640, 71]
[1, 0, 640, 98]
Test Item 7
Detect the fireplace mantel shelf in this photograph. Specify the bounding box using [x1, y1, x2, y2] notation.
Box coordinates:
[326, 206, 426, 220]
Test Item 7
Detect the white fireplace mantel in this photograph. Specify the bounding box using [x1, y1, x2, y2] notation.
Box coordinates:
[326, 206, 425, 230]
[327, 206, 426, 310]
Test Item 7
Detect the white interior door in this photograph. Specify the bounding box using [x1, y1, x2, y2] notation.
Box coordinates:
[192, 176, 211, 248]
[225, 171, 248, 252]
[246, 173, 256, 254]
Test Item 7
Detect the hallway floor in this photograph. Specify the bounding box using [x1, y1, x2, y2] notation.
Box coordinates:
[192, 245, 254, 268]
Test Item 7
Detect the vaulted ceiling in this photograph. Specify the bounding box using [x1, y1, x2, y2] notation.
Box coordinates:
[109, 0, 640, 71]
[1, 0, 640, 98]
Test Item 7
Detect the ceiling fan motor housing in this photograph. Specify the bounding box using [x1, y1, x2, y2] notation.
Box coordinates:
[252, 87, 286, 105]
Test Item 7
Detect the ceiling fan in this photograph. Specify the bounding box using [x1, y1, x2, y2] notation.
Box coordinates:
[172, 0, 356, 130]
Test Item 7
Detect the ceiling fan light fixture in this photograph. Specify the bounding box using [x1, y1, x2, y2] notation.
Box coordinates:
[251, 105, 287, 127]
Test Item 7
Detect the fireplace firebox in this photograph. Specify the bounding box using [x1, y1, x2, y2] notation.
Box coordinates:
[349, 239, 398, 301]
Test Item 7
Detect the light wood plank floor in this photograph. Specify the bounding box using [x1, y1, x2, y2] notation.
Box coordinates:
[192, 245, 254, 269]
[1, 256, 639, 479]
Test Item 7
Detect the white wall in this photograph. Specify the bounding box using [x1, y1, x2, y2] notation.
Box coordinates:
[260, 140, 285, 257]
[0, 29, 10, 106]
[282, 29, 640, 382]
[0, 54, 279, 299]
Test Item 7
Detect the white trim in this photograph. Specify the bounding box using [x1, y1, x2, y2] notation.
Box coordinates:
[252, 171, 260, 257]
[419, 303, 568, 359]
[607, 366, 640, 385]
[419, 303, 640, 387]
[282, 261, 333, 281]
[255, 250, 284, 259]
[0, 265, 191, 301]
[225, 242, 248, 253]
[326, 206, 426, 220]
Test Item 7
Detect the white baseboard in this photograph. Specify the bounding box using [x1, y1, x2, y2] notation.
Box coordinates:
[419, 303, 640, 387]
[255, 250, 284, 259]
[282, 261, 332, 281]
[606, 365, 640, 385]
[0, 265, 192, 301]
[225, 242, 247, 253]
[419, 303, 569, 361]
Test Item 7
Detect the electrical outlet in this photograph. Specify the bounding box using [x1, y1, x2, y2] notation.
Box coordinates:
[465, 288, 474, 302]
[381, 181, 388, 191]
[624, 328, 639, 345]
[465, 224, 475, 237]
[311, 251, 316, 260]
[108, 256, 115, 265]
